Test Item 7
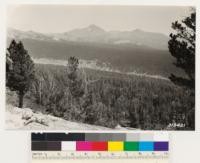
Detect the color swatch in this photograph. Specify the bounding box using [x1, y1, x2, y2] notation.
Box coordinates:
[108, 141, 123, 151]
[124, 142, 139, 151]
[32, 133, 169, 152]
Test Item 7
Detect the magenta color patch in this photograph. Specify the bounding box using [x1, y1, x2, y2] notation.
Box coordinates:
[76, 141, 93, 151]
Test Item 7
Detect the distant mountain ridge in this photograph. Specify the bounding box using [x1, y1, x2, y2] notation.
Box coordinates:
[8, 25, 169, 50]
[7, 26, 179, 77]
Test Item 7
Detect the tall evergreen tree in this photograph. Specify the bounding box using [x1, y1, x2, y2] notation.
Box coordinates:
[168, 10, 195, 89]
[7, 40, 35, 108]
[67, 57, 85, 99]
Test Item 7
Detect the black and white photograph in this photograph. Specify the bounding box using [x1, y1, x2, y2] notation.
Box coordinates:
[6, 5, 195, 130]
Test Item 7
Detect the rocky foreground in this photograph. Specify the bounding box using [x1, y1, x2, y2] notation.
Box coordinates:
[6, 104, 128, 130]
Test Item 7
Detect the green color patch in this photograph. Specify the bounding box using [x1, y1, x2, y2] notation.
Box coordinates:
[124, 142, 139, 151]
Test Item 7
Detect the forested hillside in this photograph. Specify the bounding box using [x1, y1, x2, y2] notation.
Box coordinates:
[17, 63, 194, 130]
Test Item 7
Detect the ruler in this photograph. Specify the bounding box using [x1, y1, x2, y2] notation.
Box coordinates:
[32, 152, 169, 163]
[32, 151, 169, 159]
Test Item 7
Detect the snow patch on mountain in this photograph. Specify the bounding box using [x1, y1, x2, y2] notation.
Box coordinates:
[114, 40, 131, 44]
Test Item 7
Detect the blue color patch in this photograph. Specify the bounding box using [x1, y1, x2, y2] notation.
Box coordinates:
[139, 142, 154, 151]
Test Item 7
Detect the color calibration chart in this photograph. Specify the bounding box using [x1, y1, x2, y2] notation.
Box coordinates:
[31, 132, 169, 163]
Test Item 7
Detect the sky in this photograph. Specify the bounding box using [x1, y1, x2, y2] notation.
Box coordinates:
[7, 5, 192, 35]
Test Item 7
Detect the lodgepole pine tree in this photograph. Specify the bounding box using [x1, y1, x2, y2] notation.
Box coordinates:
[7, 40, 35, 108]
[67, 56, 85, 100]
[168, 10, 195, 89]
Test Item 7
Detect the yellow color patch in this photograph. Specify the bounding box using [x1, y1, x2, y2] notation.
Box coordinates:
[108, 141, 124, 151]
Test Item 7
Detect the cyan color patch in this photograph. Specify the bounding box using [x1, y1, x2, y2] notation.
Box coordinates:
[139, 142, 154, 151]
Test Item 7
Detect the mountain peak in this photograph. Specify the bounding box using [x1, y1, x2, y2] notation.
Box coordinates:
[85, 24, 105, 32]
[88, 24, 99, 28]
[132, 28, 144, 33]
